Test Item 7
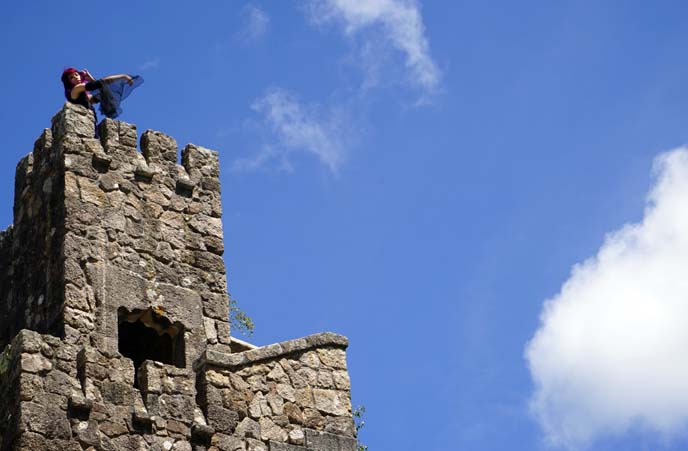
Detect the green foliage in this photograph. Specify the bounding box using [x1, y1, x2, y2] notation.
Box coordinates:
[353, 405, 369, 451]
[229, 294, 254, 337]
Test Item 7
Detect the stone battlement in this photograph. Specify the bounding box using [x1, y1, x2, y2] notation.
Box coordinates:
[0, 104, 357, 451]
[49, 103, 220, 196]
[1, 103, 229, 359]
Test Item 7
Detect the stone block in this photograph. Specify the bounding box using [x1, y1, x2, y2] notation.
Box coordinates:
[295, 368, 317, 386]
[249, 392, 272, 418]
[139, 361, 163, 394]
[269, 443, 313, 451]
[288, 427, 305, 446]
[14, 330, 42, 353]
[302, 409, 325, 430]
[313, 389, 351, 416]
[52, 102, 96, 139]
[315, 349, 347, 370]
[331, 371, 350, 391]
[73, 419, 101, 447]
[304, 430, 357, 451]
[324, 417, 355, 437]
[157, 393, 197, 423]
[283, 403, 304, 425]
[15, 431, 48, 451]
[276, 384, 296, 403]
[18, 373, 44, 401]
[173, 441, 193, 451]
[298, 353, 320, 369]
[305, 334, 348, 349]
[266, 390, 285, 415]
[202, 293, 230, 320]
[167, 419, 191, 437]
[20, 352, 52, 373]
[100, 380, 137, 406]
[267, 364, 288, 384]
[246, 439, 269, 451]
[259, 417, 288, 443]
[211, 433, 246, 451]
[316, 371, 334, 389]
[295, 388, 314, 409]
[235, 417, 260, 439]
[21, 402, 71, 439]
[206, 404, 239, 432]
[44, 368, 80, 395]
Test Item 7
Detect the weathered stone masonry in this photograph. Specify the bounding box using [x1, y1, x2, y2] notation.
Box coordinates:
[0, 103, 356, 451]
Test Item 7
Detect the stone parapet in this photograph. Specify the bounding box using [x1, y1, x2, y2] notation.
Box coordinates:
[198, 333, 348, 370]
[0, 329, 356, 451]
[0, 330, 207, 451]
[196, 333, 356, 451]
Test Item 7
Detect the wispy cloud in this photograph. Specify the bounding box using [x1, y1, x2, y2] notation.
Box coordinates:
[235, 4, 270, 44]
[138, 58, 160, 71]
[526, 149, 688, 449]
[234, 88, 350, 173]
[304, 0, 441, 96]
[232, 145, 293, 173]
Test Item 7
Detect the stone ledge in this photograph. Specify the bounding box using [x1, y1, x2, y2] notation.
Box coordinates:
[196, 332, 348, 371]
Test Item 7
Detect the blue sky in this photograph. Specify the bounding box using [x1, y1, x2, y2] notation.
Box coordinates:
[4, 1, 688, 450]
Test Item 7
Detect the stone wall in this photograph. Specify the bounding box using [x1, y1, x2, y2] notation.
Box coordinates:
[0, 126, 66, 350]
[57, 104, 231, 363]
[0, 104, 358, 451]
[0, 330, 82, 451]
[0, 330, 356, 451]
[0, 102, 232, 363]
[196, 333, 356, 451]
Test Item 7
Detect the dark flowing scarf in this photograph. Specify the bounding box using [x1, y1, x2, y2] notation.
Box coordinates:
[97, 76, 144, 119]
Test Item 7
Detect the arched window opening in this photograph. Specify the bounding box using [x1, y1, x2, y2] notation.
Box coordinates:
[118, 308, 185, 386]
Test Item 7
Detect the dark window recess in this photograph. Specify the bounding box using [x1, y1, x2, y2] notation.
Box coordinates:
[118, 308, 186, 386]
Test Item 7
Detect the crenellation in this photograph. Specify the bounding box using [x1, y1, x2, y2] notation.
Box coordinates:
[182, 144, 219, 177]
[141, 129, 179, 166]
[13, 154, 33, 220]
[51, 102, 94, 141]
[98, 118, 139, 161]
[31, 129, 53, 173]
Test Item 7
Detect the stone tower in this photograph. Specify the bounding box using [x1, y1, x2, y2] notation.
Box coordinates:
[0, 104, 356, 451]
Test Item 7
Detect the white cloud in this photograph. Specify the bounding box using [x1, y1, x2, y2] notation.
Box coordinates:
[305, 0, 441, 95]
[232, 145, 293, 173]
[235, 4, 270, 43]
[238, 88, 349, 173]
[525, 148, 688, 449]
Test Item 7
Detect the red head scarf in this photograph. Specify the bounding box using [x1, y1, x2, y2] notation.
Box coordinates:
[61, 67, 84, 91]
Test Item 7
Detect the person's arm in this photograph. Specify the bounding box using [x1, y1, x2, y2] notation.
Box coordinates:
[69, 80, 103, 100]
[101, 74, 134, 85]
[81, 69, 96, 82]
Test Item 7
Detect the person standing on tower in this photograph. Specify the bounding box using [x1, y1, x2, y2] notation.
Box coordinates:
[61, 68, 143, 120]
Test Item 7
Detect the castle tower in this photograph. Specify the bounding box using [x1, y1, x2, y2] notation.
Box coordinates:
[0, 104, 357, 451]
